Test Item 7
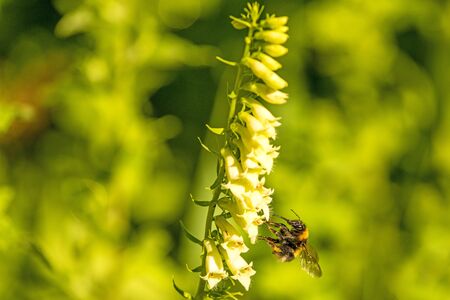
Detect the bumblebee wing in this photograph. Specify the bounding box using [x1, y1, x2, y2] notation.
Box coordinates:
[305, 243, 319, 262]
[299, 244, 322, 278]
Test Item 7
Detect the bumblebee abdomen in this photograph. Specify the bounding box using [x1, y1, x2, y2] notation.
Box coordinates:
[293, 247, 302, 258]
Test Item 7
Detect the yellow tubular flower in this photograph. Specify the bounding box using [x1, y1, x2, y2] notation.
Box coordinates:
[239, 111, 265, 135]
[234, 210, 262, 244]
[243, 98, 281, 139]
[220, 247, 256, 291]
[221, 148, 243, 181]
[223, 131, 275, 178]
[215, 216, 249, 255]
[201, 239, 228, 289]
[242, 190, 271, 218]
[235, 140, 265, 172]
[218, 198, 263, 244]
[232, 123, 275, 160]
[244, 98, 280, 124]
[243, 82, 288, 104]
[236, 146, 278, 175]
[225, 182, 259, 211]
[223, 180, 252, 205]
[239, 111, 277, 141]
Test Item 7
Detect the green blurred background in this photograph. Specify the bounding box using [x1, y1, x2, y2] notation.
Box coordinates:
[1, 0, 449, 299]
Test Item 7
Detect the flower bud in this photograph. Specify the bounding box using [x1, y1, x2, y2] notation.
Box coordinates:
[243, 57, 287, 90]
[274, 26, 289, 33]
[255, 30, 289, 44]
[243, 82, 288, 104]
[264, 71, 288, 90]
[263, 16, 288, 28]
[231, 19, 248, 30]
[242, 57, 271, 82]
[263, 44, 288, 57]
[255, 52, 282, 71]
[201, 239, 228, 289]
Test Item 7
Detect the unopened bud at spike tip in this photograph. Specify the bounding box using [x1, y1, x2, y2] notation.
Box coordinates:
[255, 31, 289, 44]
[263, 44, 288, 57]
[263, 16, 288, 28]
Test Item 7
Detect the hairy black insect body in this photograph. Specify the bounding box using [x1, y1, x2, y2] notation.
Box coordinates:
[259, 213, 322, 277]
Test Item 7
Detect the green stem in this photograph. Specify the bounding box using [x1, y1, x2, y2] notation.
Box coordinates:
[228, 27, 254, 127]
[194, 25, 254, 300]
[194, 169, 224, 300]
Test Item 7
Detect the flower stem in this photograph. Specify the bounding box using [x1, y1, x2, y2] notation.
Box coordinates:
[194, 175, 223, 299]
[194, 26, 255, 300]
[228, 27, 254, 127]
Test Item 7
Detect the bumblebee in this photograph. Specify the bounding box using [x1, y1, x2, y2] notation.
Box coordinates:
[259, 211, 322, 277]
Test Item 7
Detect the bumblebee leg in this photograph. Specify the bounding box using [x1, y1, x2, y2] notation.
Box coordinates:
[258, 236, 279, 243]
[267, 221, 298, 241]
[266, 221, 291, 233]
[265, 223, 290, 240]
[273, 214, 291, 222]
[259, 236, 286, 255]
[265, 221, 283, 234]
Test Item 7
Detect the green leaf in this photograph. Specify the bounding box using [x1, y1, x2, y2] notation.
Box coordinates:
[29, 242, 53, 271]
[197, 137, 211, 153]
[225, 291, 244, 300]
[206, 124, 224, 135]
[209, 174, 223, 190]
[172, 278, 193, 299]
[193, 200, 211, 207]
[186, 264, 202, 273]
[227, 91, 237, 100]
[180, 221, 203, 246]
[210, 164, 225, 190]
[190, 194, 211, 207]
[229, 15, 251, 29]
[216, 56, 237, 67]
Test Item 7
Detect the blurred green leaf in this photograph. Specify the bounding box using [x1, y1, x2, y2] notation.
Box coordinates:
[180, 221, 203, 246]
